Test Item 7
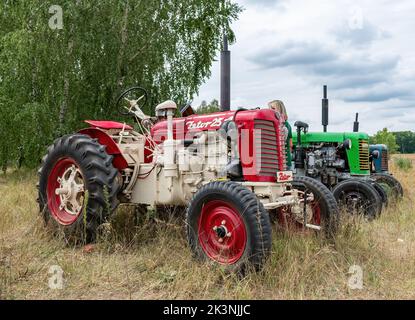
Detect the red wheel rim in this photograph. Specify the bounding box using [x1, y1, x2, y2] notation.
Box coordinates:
[47, 158, 85, 226]
[198, 200, 247, 265]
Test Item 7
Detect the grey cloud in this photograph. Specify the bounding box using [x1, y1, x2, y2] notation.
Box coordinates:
[374, 109, 406, 118]
[249, 40, 399, 81]
[366, 103, 415, 121]
[249, 41, 337, 69]
[248, 39, 405, 102]
[330, 115, 355, 126]
[398, 113, 415, 124]
[377, 103, 415, 111]
[329, 74, 387, 89]
[343, 88, 410, 103]
[311, 56, 398, 77]
[334, 20, 390, 47]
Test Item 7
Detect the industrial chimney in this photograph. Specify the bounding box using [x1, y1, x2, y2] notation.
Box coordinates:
[220, 34, 231, 111]
[322, 85, 329, 132]
[353, 113, 360, 132]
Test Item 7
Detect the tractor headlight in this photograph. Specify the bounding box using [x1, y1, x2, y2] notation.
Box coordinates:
[371, 150, 380, 159]
[156, 109, 167, 118]
[343, 139, 352, 150]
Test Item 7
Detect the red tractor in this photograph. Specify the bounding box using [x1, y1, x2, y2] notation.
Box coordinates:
[37, 38, 339, 272]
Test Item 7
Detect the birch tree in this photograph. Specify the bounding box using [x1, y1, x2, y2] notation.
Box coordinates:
[0, 0, 241, 168]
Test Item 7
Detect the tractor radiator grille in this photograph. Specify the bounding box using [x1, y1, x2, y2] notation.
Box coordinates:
[381, 149, 389, 171]
[359, 139, 370, 171]
[254, 119, 286, 176]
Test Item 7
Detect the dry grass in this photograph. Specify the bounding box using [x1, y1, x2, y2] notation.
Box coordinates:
[1, 157, 415, 300]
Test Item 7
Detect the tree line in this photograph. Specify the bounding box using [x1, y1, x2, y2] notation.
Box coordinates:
[370, 128, 415, 154]
[0, 1, 241, 171]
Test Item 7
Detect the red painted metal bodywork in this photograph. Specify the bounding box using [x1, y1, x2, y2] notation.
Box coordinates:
[151, 109, 286, 182]
[78, 127, 128, 170]
[84, 120, 133, 130]
[151, 111, 235, 143]
[80, 109, 287, 181]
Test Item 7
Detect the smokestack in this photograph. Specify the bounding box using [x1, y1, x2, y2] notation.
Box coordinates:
[322, 85, 329, 132]
[220, 34, 231, 111]
[353, 113, 360, 132]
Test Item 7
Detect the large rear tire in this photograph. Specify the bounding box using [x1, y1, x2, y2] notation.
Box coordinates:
[332, 179, 382, 220]
[186, 181, 272, 273]
[371, 173, 403, 200]
[38, 134, 121, 244]
[278, 176, 339, 237]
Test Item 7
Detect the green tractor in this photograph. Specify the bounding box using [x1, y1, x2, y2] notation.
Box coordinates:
[353, 114, 404, 199]
[291, 86, 387, 219]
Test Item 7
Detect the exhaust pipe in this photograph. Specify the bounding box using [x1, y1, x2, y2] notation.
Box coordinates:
[220, 34, 231, 111]
[322, 85, 329, 132]
[353, 113, 360, 132]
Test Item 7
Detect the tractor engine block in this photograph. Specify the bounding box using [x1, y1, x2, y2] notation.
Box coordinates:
[303, 144, 345, 186]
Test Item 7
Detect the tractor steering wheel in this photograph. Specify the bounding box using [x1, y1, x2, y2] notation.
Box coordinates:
[116, 87, 148, 117]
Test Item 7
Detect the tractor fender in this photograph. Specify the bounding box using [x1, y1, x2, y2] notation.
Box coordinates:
[78, 127, 128, 170]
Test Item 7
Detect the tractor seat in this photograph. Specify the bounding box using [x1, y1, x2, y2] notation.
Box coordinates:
[84, 120, 133, 130]
[294, 121, 309, 130]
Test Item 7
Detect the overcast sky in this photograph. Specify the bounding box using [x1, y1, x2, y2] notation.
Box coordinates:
[193, 0, 415, 134]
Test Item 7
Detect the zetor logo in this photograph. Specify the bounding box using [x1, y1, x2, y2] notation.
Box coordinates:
[186, 116, 230, 130]
[277, 171, 293, 182]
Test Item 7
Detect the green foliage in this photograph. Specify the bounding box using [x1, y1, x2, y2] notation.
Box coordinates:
[196, 99, 220, 114]
[370, 128, 400, 154]
[394, 157, 413, 171]
[395, 157, 413, 171]
[0, 0, 242, 169]
[394, 131, 415, 154]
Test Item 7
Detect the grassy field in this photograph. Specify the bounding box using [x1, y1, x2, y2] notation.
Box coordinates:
[1, 155, 415, 300]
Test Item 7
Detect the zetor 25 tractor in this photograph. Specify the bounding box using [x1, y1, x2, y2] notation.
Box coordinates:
[37, 90, 339, 272]
[292, 86, 387, 219]
[37, 39, 339, 272]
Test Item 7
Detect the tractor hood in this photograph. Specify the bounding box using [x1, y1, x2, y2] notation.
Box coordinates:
[292, 131, 370, 144]
[150, 108, 289, 183]
[370, 144, 387, 151]
[151, 108, 284, 142]
[151, 110, 235, 141]
[292, 130, 371, 176]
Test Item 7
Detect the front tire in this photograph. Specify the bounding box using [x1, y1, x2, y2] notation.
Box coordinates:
[371, 173, 403, 200]
[186, 181, 272, 273]
[279, 176, 339, 237]
[38, 134, 121, 244]
[332, 179, 382, 220]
